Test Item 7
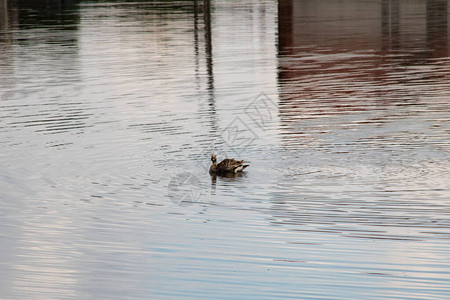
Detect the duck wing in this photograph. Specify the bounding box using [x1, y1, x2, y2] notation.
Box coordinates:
[217, 159, 249, 173]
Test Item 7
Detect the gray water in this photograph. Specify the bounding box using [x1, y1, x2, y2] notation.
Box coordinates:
[1, 0, 449, 299]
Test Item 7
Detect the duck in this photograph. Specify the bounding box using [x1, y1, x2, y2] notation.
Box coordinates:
[209, 154, 249, 174]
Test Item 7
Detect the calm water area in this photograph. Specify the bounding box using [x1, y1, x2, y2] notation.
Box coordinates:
[1, 0, 450, 299]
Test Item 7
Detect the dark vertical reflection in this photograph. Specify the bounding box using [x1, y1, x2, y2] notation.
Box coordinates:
[0, 0, 13, 45]
[202, 0, 218, 134]
[0, 0, 9, 32]
[277, 0, 293, 55]
[194, 0, 200, 76]
[427, 0, 448, 57]
[204, 0, 214, 94]
[277, 0, 295, 87]
[0, 0, 13, 103]
[381, 0, 399, 51]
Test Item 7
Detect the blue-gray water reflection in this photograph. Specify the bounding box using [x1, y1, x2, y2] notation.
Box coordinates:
[1, 0, 449, 299]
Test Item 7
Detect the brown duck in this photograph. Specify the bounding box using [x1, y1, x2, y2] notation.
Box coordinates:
[209, 154, 249, 174]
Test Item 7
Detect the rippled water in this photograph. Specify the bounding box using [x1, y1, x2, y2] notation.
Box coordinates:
[1, 0, 449, 299]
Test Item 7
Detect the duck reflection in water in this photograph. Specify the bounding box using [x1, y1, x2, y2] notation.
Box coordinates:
[210, 170, 247, 195]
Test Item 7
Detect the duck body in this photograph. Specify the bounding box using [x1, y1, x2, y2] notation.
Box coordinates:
[209, 154, 249, 174]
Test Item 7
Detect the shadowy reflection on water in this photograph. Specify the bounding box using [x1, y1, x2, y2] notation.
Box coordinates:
[276, 0, 450, 239]
[0, 0, 449, 299]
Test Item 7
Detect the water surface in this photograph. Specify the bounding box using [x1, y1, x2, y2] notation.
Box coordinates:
[1, 0, 449, 299]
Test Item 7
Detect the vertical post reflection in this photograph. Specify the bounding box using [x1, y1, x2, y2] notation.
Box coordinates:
[0, 0, 13, 93]
[204, 0, 214, 93]
[277, 0, 294, 86]
[381, 0, 399, 51]
[194, 0, 200, 82]
[199, 0, 218, 135]
[278, 0, 293, 55]
[426, 0, 448, 57]
[0, 0, 8, 32]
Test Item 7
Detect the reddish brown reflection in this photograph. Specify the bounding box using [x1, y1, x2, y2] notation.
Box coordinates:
[277, 0, 450, 132]
[427, 0, 448, 57]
